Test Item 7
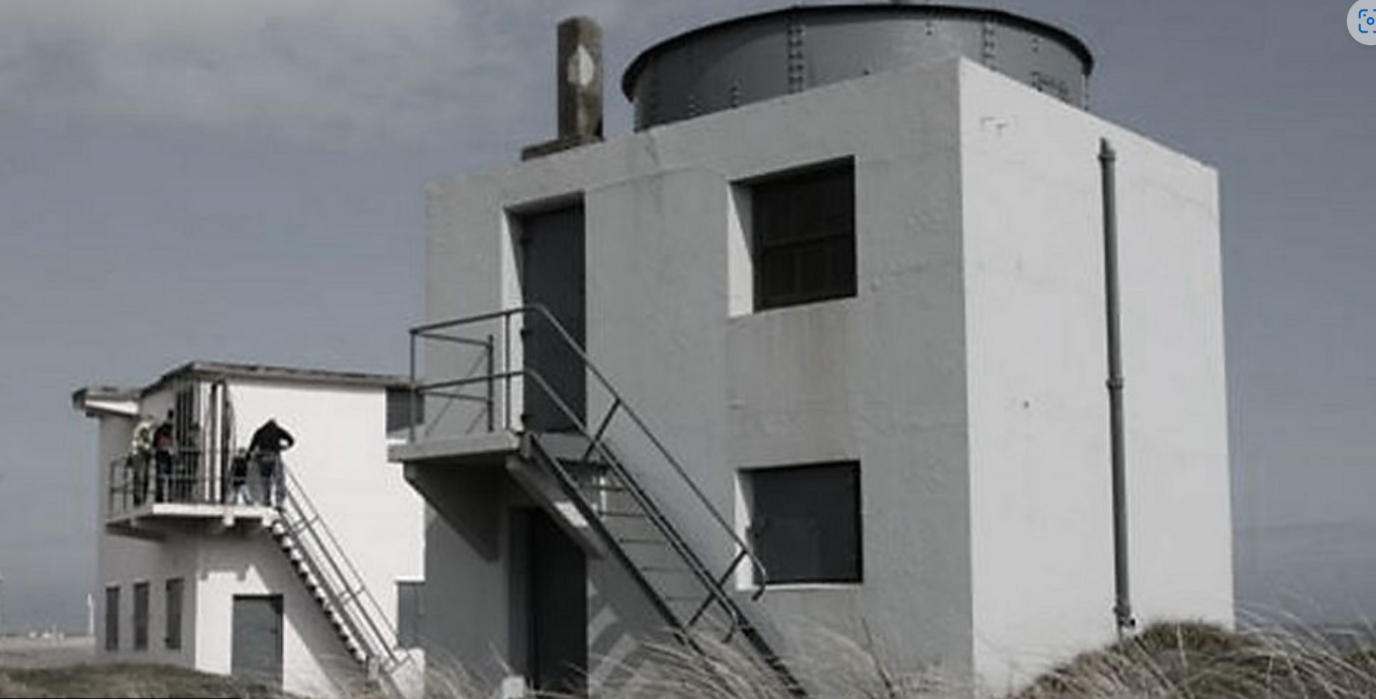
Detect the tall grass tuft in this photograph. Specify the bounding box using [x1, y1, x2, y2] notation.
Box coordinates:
[2, 623, 1373, 698]
[585, 622, 1376, 699]
[1016, 622, 1376, 699]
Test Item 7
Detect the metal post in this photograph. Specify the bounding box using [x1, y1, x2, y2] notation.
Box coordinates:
[486, 334, 496, 432]
[408, 331, 418, 444]
[1101, 138, 1135, 637]
[504, 314, 513, 431]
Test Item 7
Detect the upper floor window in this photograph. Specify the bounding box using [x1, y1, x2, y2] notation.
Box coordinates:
[750, 160, 856, 311]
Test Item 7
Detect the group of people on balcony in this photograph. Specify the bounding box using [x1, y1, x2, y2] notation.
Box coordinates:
[125, 414, 294, 509]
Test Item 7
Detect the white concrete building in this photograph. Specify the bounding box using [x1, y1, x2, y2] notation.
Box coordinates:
[74, 362, 426, 699]
[394, 5, 1232, 696]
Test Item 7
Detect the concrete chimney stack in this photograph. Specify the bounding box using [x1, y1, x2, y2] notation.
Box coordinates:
[522, 16, 604, 160]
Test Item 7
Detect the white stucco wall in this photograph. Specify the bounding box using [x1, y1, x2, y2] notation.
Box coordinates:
[423, 61, 977, 686]
[95, 411, 199, 667]
[193, 535, 361, 699]
[418, 56, 1231, 695]
[960, 60, 1231, 690]
[89, 376, 426, 699]
[229, 379, 426, 644]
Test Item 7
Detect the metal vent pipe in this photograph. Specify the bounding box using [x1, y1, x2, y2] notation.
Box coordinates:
[1100, 138, 1136, 637]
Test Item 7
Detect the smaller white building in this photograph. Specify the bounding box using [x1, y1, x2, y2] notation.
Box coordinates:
[74, 362, 426, 699]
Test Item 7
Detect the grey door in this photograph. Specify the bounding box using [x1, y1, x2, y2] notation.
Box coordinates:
[518, 204, 586, 433]
[528, 509, 587, 695]
[231, 595, 284, 688]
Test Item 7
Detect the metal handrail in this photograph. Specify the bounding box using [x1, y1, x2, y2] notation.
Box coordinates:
[441, 366, 762, 633]
[279, 464, 414, 680]
[106, 450, 255, 516]
[408, 304, 771, 591]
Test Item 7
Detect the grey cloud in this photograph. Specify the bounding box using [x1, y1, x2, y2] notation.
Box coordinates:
[0, 0, 536, 146]
[0, 0, 797, 147]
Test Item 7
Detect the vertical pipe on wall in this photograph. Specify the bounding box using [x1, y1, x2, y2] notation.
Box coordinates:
[208, 381, 219, 502]
[409, 331, 418, 443]
[1100, 138, 1136, 636]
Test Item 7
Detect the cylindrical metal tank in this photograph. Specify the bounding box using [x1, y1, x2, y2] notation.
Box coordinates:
[622, 4, 1093, 130]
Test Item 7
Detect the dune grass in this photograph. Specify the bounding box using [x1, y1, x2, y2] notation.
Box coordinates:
[1015, 622, 1376, 699]
[586, 622, 1376, 699]
[1, 623, 1373, 698]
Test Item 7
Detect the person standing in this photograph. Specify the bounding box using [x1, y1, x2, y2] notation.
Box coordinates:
[152, 411, 175, 503]
[249, 418, 295, 507]
[129, 415, 156, 506]
[228, 449, 252, 505]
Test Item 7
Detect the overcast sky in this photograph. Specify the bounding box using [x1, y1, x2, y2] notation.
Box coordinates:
[0, 0, 1372, 633]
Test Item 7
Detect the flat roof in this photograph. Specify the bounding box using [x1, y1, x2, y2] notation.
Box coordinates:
[74, 360, 411, 407]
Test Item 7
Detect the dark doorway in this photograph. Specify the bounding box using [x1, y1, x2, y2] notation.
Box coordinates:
[517, 203, 586, 433]
[524, 508, 588, 695]
[231, 595, 284, 688]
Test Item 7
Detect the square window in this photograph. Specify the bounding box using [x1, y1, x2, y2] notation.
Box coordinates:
[746, 461, 862, 585]
[749, 161, 857, 311]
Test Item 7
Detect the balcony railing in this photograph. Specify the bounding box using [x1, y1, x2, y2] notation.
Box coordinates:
[107, 448, 275, 519]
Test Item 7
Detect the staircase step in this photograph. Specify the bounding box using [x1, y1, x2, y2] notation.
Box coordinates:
[638, 565, 688, 574]
[598, 510, 648, 519]
[584, 483, 627, 493]
[664, 595, 707, 604]
[615, 537, 666, 546]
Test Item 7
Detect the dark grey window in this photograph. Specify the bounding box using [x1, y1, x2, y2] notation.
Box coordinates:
[165, 578, 184, 651]
[104, 586, 120, 652]
[133, 582, 150, 651]
[750, 160, 856, 311]
[747, 462, 862, 584]
[396, 581, 423, 649]
[386, 387, 425, 435]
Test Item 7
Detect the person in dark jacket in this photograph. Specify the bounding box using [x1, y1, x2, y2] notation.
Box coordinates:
[249, 418, 295, 507]
[152, 411, 175, 503]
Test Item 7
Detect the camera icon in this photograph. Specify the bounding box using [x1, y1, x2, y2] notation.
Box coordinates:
[1352, 2, 1376, 44]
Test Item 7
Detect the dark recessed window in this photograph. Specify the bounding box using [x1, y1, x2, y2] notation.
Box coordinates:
[133, 582, 150, 651]
[396, 581, 423, 650]
[747, 461, 862, 585]
[751, 161, 856, 311]
[104, 586, 120, 652]
[165, 578, 184, 651]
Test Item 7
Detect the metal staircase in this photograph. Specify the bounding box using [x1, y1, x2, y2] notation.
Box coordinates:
[269, 465, 415, 696]
[411, 306, 806, 696]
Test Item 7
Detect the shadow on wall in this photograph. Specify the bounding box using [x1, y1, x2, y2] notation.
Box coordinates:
[409, 466, 504, 562]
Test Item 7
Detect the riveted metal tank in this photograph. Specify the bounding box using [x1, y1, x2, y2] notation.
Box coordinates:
[622, 3, 1093, 130]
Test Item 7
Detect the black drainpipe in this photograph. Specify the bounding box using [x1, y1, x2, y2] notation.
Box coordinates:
[1100, 138, 1136, 637]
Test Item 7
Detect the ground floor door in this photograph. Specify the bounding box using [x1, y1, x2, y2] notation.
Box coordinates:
[231, 595, 284, 688]
[527, 509, 588, 695]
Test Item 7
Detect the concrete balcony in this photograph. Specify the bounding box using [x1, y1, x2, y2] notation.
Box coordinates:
[105, 454, 281, 539]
